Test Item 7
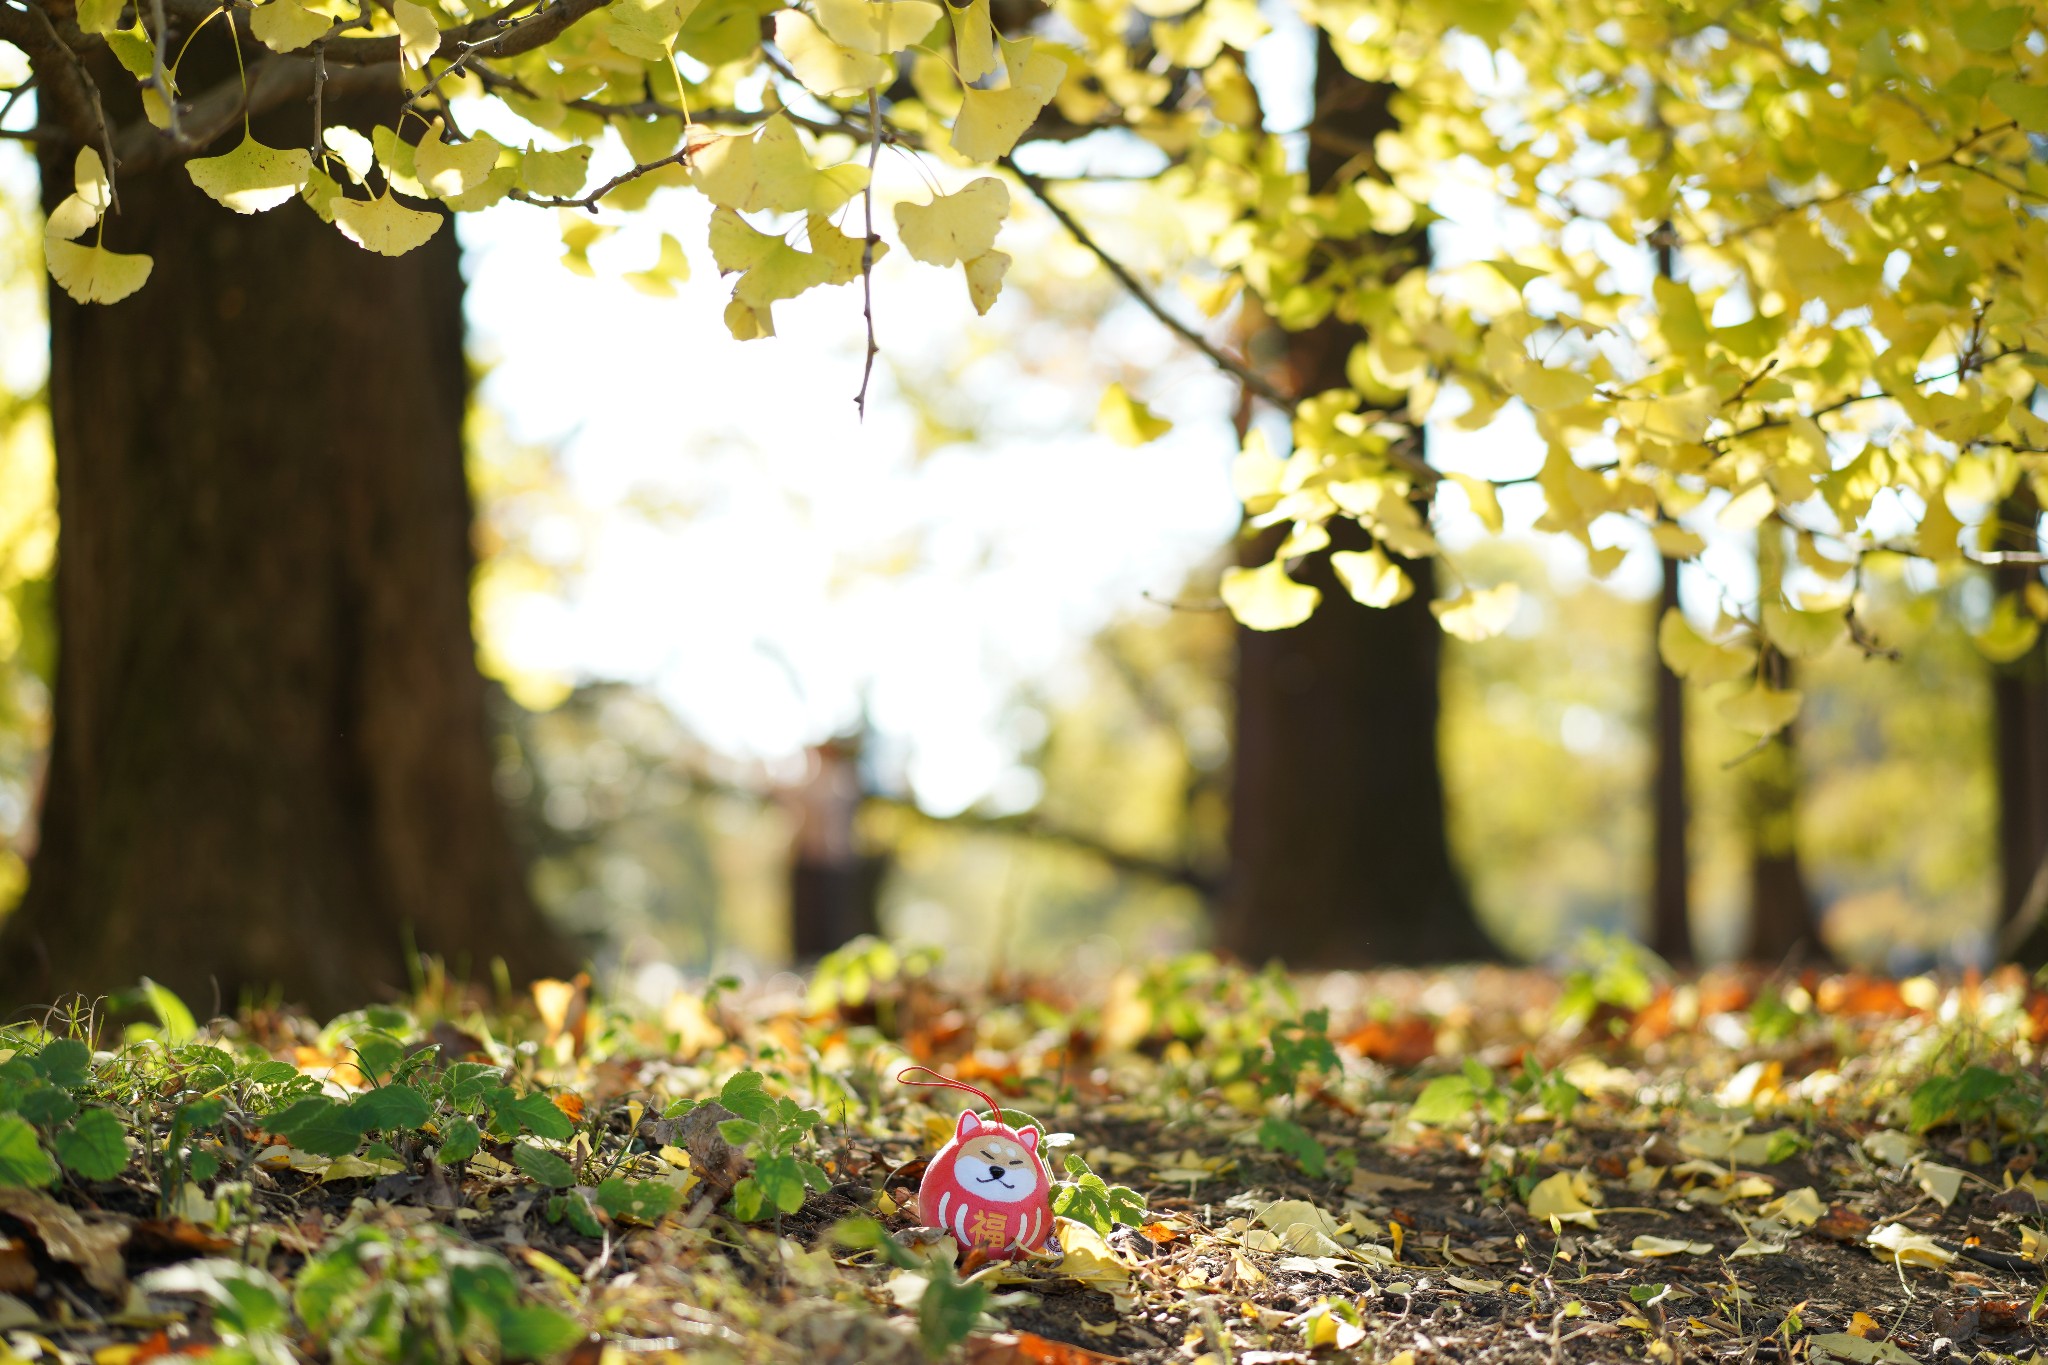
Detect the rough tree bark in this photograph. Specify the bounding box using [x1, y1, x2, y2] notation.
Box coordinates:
[1218, 42, 1492, 966]
[1993, 491, 2048, 965]
[1649, 551, 1693, 967]
[1741, 519, 1822, 965]
[0, 64, 571, 1017]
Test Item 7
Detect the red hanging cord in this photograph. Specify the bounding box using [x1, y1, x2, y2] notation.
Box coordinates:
[895, 1065, 1008, 1129]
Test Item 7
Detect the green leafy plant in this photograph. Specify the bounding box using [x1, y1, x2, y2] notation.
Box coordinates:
[0, 1034, 132, 1188]
[714, 1069, 830, 1221]
[1050, 1152, 1148, 1236]
[292, 1225, 584, 1365]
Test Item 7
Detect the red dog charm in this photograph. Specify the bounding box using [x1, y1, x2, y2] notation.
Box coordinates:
[899, 1068, 1054, 1259]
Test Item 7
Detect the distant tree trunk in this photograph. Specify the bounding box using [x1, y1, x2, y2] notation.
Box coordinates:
[1993, 490, 2048, 964]
[786, 737, 884, 958]
[1741, 519, 1821, 965]
[0, 66, 571, 1018]
[1645, 234, 1691, 968]
[1218, 41, 1491, 966]
[1649, 551, 1693, 967]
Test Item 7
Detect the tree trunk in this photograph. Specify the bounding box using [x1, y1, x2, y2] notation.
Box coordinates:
[1741, 520, 1821, 966]
[0, 68, 572, 1018]
[1993, 491, 2048, 964]
[1649, 551, 1692, 967]
[1217, 41, 1491, 966]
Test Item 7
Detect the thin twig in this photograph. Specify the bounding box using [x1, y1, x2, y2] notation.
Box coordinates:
[1004, 156, 1293, 411]
[854, 89, 882, 418]
[146, 0, 182, 142]
[31, 2, 119, 207]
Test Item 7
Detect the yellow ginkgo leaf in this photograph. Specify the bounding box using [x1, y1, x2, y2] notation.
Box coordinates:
[1095, 382, 1172, 446]
[519, 145, 591, 198]
[1628, 1236, 1714, 1258]
[951, 37, 1066, 161]
[1757, 1187, 1824, 1226]
[44, 239, 154, 305]
[708, 208, 872, 335]
[1759, 601, 1845, 660]
[322, 127, 375, 184]
[371, 127, 428, 199]
[894, 177, 1008, 265]
[1525, 1171, 1600, 1227]
[1656, 608, 1756, 685]
[1220, 559, 1319, 632]
[623, 233, 692, 296]
[1976, 593, 2041, 664]
[963, 250, 1008, 314]
[332, 191, 443, 256]
[73, 146, 114, 216]
[301, 166, 342, 222]
[45, 193, 100, 244]
[689, 116, 868, 215]
[250, 0, 335, 52]
[559, 212, 613, 276]
[775, 10, 890, 95]
[1618, 386, 1718, 445]
[607, 0, 700, 60]
[394, 0, 440, 68]
[186, 134, 313, 214]
[806, 213, 876, 284]
[1432, 583, 1520, 641]
[1506, 361, 1594, 412]
[76, 0, 124, 34]
[1866, 1222, 1954, 1269]
[1718, 681, 1803, 737]
[813, 0, 941, 53]
[414, 123, 502, 199]
[1330, 547, 1413, 608]
[954, 0, 997, 82]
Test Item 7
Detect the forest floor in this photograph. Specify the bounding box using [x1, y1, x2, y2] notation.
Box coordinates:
[3, 940, 2048, 1365]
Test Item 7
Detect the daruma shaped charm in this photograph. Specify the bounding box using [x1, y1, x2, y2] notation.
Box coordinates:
[917, 1109, 1054, 1257]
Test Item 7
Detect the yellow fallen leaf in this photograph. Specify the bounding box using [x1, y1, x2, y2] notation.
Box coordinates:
[1759, 1186, 1823, 1226]
[1526, 1171, 1600, 1228]
[1866, 1221, 1954, 1269]
[1913, 1162, 1966, 1209]
[1628, 1236, 1713, 1258]
[1254, 1200, 1345, 1257]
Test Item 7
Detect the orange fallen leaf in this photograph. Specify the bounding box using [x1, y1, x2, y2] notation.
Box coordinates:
[966, 1331, 1125, 1364]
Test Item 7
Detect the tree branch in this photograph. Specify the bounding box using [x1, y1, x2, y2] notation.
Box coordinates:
[1004, 156, 1295, 412]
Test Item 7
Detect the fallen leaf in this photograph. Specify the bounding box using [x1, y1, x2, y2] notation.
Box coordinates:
[1914, 1162, 1966, 1209]
[1759, 1187, 1824, 1226]
[1628, 1236, 1714, 1258]
[966, 1332, 1124, 1364]
[1809, 1331, 1916, 1363]
[1526, 1171, 1601, 1228]
[1867, 1221, 1955, 1269]
[0, 1188, 129, 1296]
[1253, 1200, 1345, 1257]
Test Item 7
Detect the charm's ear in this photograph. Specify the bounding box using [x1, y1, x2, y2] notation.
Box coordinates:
[1018, 1126, 1040, 1153]
[954, 1110, 983, 1140]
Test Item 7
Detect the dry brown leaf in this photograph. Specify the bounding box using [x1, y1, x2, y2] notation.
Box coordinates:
[0, 1188, 129, 1296]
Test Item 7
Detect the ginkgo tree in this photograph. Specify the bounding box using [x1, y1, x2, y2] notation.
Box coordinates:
[3, 0, 2048, 997]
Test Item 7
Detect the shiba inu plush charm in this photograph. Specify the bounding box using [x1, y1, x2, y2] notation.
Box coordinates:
[897, 1067, 1054, 1258]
